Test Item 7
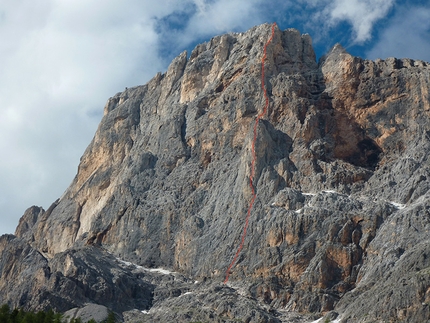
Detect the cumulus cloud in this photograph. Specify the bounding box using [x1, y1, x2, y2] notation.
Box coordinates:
[326, 0, 395, 43]
[155, 0, 271, 64]
[0, 0, 192, 235]
[187, 0, 263, 35]
[366, 5, 430, 62]
[300, 0, 395, 45]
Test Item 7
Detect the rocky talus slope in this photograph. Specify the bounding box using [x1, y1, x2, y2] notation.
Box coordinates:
[1, 23, 430, 322]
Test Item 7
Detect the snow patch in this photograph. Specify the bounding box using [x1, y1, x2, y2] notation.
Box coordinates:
[179, 292, 193, 297]
[322, 190, 337, 194]
[117, 259, 133, 267]
[141, 310, 149, 314]
[303, 190, 341, 196]
[140, 267, 176, 275]
[116, 258, 176, 275]
[295, 208, 303, 214]
[309, 319, 341, 323]
[388, 201, 406, 209]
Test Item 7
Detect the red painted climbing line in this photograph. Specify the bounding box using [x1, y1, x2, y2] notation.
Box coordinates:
[224, 23, 276, 284]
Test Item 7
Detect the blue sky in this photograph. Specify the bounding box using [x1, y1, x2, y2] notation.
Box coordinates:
[0, 0, 429, 235]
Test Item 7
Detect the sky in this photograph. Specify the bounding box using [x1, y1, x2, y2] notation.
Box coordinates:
[1, 0, 429, 235]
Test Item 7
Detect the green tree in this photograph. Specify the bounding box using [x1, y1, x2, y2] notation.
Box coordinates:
[34, 310, 46, 323]
[15, 309, 27, 323]
[69, 318, 83, 323]
[43, 309, 55, 323]
[105, 311, 116, 323]
[52, 313, 62, 323]
[0, 304, 11, 323]
[22, 312, 36, 323]
[0, 304, 122, 323]
[10, 308, 20, 323]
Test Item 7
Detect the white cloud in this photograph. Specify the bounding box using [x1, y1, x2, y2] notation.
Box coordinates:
[328, 0, 394, 43]
[366, 5, 430, 62]
[0, 0, 192, 235]
[193, 0, 208, 13]
[302, 0, 395, 44]
[188, 0, 263, 33]
[157, 0, 268, 57]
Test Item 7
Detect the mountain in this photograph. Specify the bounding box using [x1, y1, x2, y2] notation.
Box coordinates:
[1, 23, 430, 323]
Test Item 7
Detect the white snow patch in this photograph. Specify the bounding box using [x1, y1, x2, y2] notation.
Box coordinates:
[322, 190, 337, 194]
[116, 257, 176, 275]
[295, 208, 303, 214]
[140, 267, 176, 275]
[303, 190, 341, 196]
[389, 201, 406, 209]
[179, 292, 193, 297]
[141, 310, 149, 314]
[117, 259, 133, 267]
[308, 319, 341, 323]
[194, 280, 199, 284]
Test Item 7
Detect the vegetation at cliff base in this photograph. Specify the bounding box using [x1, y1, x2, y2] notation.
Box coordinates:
[0, 304, 62, 323]
[0, 304, 116, 323]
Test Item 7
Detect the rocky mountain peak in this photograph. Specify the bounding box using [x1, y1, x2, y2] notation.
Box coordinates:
[2, 23, 430, 322]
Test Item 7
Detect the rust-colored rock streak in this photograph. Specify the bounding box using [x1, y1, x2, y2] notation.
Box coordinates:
[224, 23, 276, 284]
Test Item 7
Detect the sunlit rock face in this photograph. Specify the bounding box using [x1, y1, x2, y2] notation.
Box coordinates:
[2, 23, 430, 322]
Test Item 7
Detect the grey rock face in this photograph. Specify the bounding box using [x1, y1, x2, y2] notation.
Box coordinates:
[64, 304, 109, 323]
[14, 205, 44, 239]
[0, 235, 154, 315]
[1, 23, 430, 322]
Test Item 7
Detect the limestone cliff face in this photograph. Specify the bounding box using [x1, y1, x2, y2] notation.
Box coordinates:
[2, 23, 430, 322]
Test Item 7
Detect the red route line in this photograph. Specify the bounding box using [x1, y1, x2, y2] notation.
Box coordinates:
[224, 23, 276, 284]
